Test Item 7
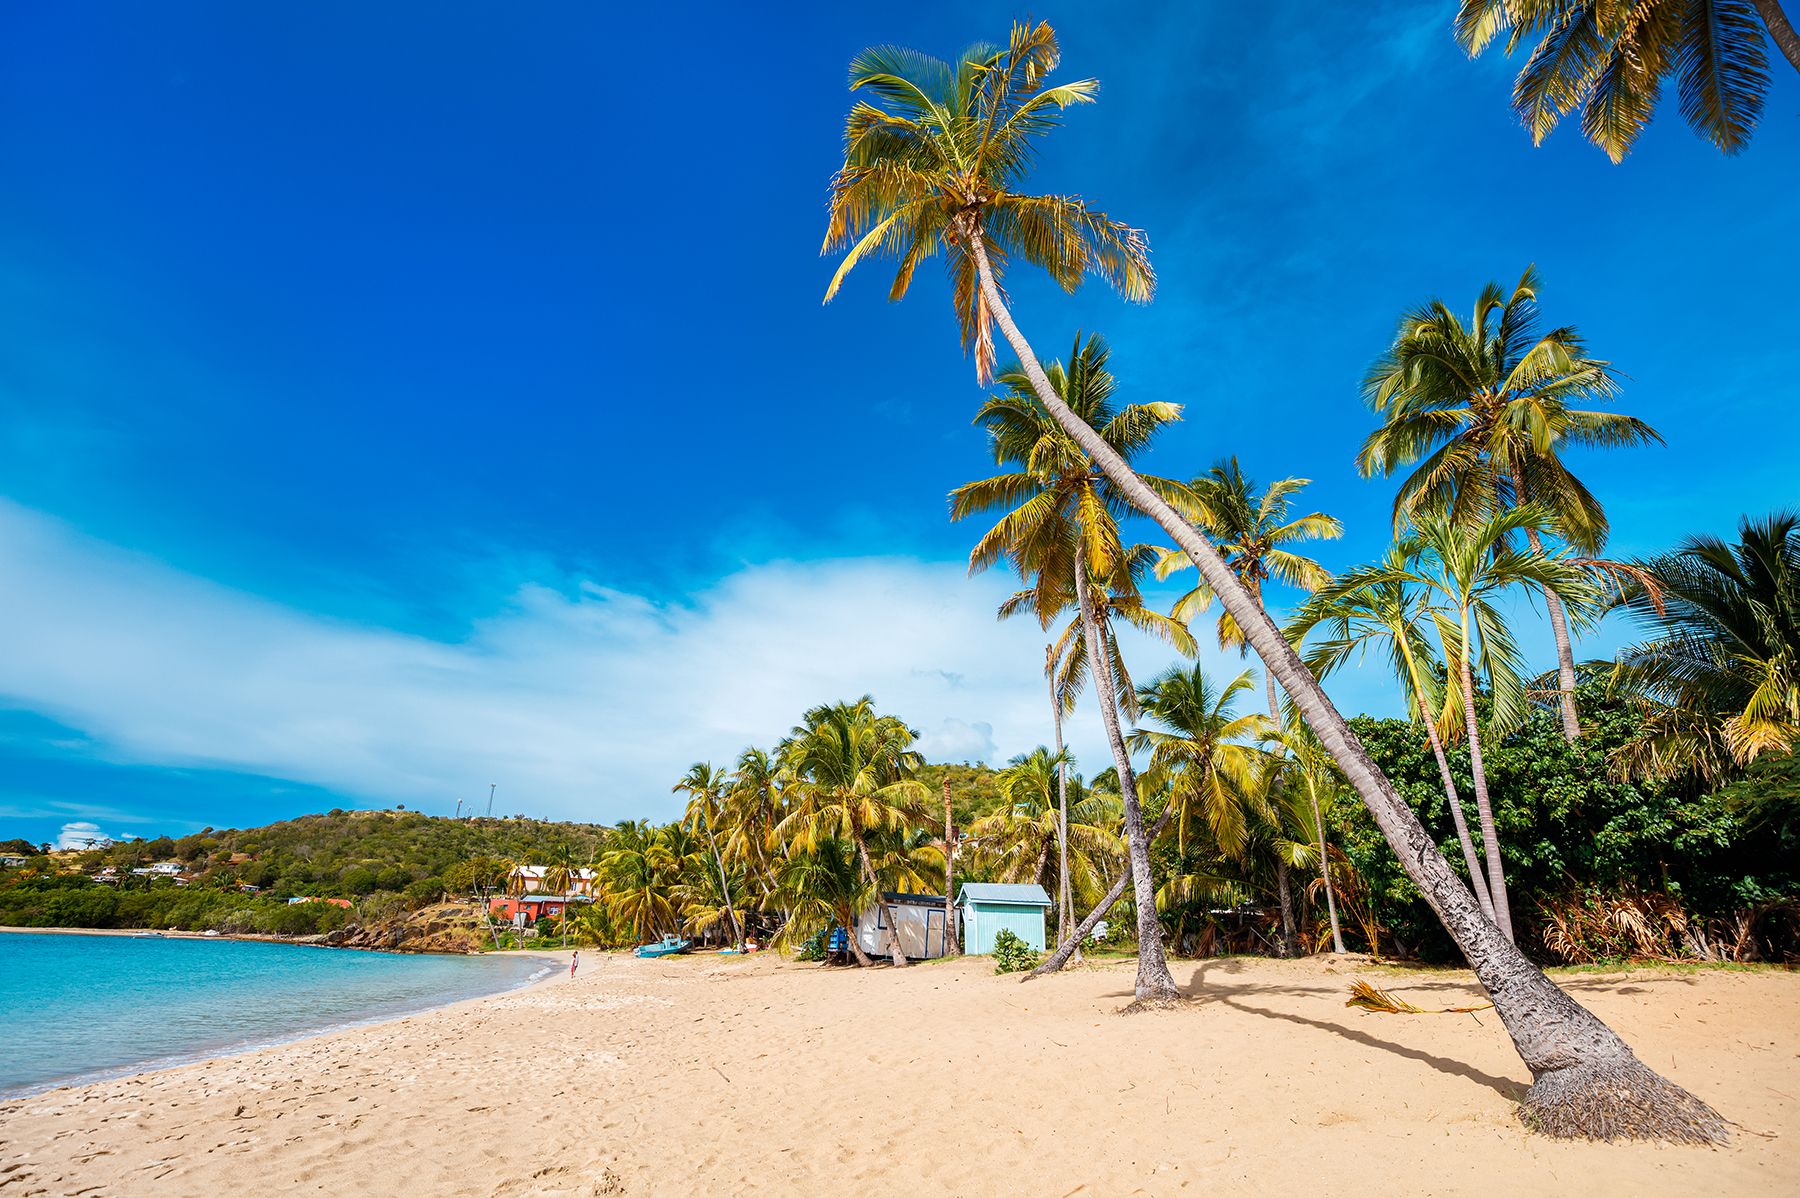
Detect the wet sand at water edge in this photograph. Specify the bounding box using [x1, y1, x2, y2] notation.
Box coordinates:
[1, 951, 1794, 1196]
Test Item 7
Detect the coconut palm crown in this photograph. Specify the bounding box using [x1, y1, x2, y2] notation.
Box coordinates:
[821, 21, 1152, 381]
[1454, 0, 1798, 161]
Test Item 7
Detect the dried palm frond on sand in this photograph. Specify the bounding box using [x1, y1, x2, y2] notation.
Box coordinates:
[1346, 979, 1493, 1015]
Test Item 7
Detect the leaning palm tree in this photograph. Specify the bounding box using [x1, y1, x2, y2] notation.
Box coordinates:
[950, 332, 1194, 1002]
[1157, 456, 1341, 726]
[776, 698, 931, 966]
[1289, 548, 1495, 920]
[1609, 511, 1800, 780]
[674, 762, 743, 950]
[824, 22, 1724, 1137]
[1454, 0, 1798, 161]
[1360, 267, 1661, 740]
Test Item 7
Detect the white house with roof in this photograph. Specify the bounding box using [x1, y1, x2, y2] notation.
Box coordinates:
[504, 865, 596, 897]
[956, 883, 1053, 954]
[854, 892, 954, 960]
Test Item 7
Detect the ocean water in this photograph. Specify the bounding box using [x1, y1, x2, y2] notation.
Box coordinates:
[0, 932, 551, 1096]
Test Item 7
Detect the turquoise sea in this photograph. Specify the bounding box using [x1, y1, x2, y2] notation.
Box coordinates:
[0, 932, 551, 1096]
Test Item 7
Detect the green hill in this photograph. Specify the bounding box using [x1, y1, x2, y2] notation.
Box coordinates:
[0, 809, 614, 938]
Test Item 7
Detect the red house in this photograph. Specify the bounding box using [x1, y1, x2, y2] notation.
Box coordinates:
[487, 865, 595, 925]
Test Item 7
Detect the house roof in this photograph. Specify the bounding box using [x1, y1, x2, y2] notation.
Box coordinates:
[879, 891, 947, 908]
[956, 883, 1053, 908]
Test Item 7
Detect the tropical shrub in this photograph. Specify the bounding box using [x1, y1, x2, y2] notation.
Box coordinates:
[992, 928, 1039, 974]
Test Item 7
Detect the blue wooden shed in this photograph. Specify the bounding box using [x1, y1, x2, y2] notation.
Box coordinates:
[956, 882, 1052, 954]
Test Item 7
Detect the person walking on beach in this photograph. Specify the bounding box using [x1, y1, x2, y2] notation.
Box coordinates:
[570, 950, 579, 978]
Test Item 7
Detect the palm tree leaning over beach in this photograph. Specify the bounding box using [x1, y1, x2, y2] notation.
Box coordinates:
[1359, 268, 1660, 741]
[673, 763, 743, 950]
[1288, 548, 1495, 920]
[1452, 0, 1799, 161]
[951, 334, 1195, 1001]
[823, 20, 1724, 1136]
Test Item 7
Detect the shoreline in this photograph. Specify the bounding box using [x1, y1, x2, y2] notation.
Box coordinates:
[0, 922, 539, 957]
[1, 931, 570, 1101]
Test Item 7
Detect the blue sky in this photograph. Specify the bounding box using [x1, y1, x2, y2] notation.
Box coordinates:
[2, 3, 1795, 847]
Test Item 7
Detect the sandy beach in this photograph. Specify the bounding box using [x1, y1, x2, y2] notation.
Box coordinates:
[1, 952, 1794, 1197]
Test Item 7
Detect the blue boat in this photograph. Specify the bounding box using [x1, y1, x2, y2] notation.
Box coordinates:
[634, 935, 691, 959]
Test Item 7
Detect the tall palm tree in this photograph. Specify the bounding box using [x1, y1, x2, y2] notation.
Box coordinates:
[771, 838, 871, 962]
[724, 747, 786, 916]
[824, 22, 1724, 1137]
[1454, 0, 1798, 161]
[1127, 664, 1287, 947]
[541, 842, 581, 949]
[1401, 508, 1599, 941]
[1044, 643, 1075, 957]
[1609, 511, 1800, 779]
[951, 333, 1194, 1002]
[1360, 267, 1660, 740]
[673, 763, 743, 950]
[597, 821, 677, 945]
[967, 747, 1123, 906]
[1158, 456, 1341, 725]
[1278, 724, 1348, 954]
[776, 699, 931, 966]
[1289, 547, 1496, 920]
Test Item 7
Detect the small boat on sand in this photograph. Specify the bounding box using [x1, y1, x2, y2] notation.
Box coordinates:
[634, 935, 690, 959]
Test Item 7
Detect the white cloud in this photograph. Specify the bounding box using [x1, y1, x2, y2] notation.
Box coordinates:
[56, 821, 113, 849]
[0, 500, 1234, 824]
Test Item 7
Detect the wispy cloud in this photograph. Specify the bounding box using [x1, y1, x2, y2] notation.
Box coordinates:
[0, 500, 1230, 825]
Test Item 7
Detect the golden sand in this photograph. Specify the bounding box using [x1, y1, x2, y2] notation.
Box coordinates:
[1, 951, 1794, 1196]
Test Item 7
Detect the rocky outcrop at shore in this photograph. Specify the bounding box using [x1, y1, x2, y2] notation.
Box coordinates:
[323, 901, 494, 954]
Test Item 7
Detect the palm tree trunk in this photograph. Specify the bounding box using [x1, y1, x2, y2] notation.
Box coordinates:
[1275, 857, 1297, 956]
[1419, 693, 1495, 919]
[701, 820, 742, 951]
[1306, 774, 1346, 954]
[1049, 655, 1079, 963]
[1753, 0, 1800, 72]
[942, 778, 960, 957]
[1071, 542, 1180, 1003]
[1456, 621, 1514, 942]
[840, 902, 875, 968]
[1027, 808, 1173, 977]
[963, 220, 1725, 1140]
[852, 825, 908, 967]
[1511, 466, 1581, 741]
[1399, 639, 1494, 918]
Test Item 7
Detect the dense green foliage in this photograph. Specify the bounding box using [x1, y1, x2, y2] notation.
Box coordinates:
[1332, 685, 1799, 962]
[0, 874, 354, 935]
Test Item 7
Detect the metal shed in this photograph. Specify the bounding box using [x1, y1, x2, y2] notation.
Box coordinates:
[956, 882, 1052, 954]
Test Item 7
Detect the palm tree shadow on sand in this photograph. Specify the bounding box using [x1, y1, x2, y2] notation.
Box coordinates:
[1105, 958, 1527, 1099]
